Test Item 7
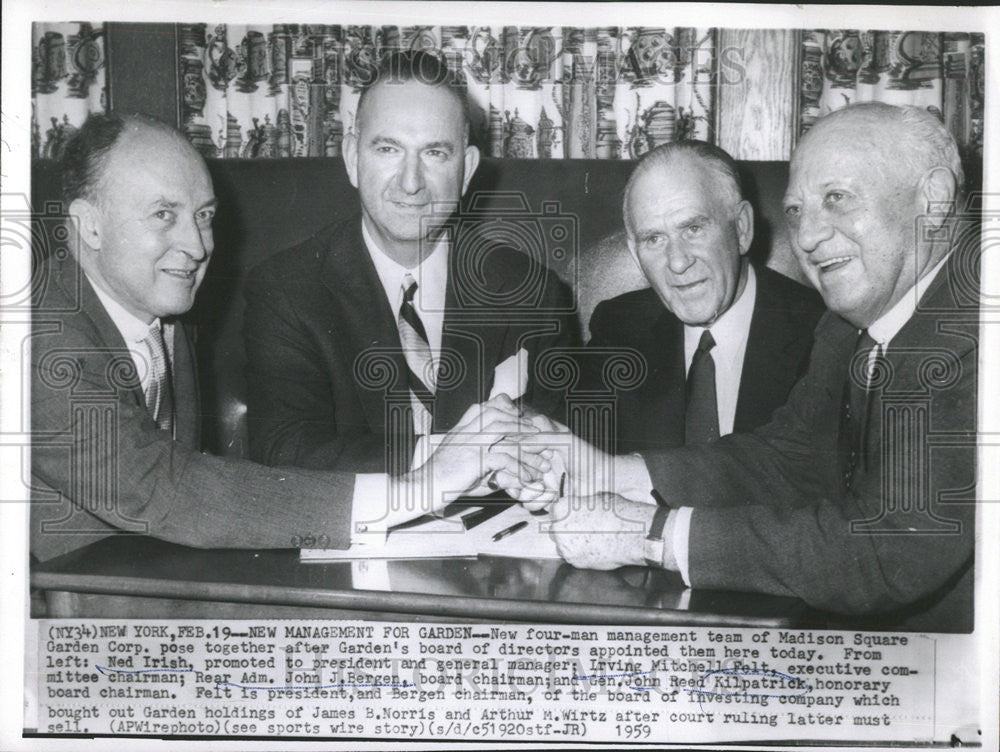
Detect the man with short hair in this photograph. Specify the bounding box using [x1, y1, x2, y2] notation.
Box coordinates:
[543, 103, 977, 632]
[243, 50, 578, 477]
[30, 113, 546, 561]
[577, 141, 824, 452]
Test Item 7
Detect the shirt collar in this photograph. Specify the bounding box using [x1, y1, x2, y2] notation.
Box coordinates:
[684, 263, 756, 362]
[86, 272, 161, 344]
[361, 218, 449, 308]
[867, 252, 950, 348]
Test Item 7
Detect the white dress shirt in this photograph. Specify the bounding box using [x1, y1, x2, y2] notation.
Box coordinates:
[88, 273, 173, 398]
[682, 263, 756, 437]
[351, 221, 452, 542]
[361, 218, 449, 363]
[672, 254, 952, 586]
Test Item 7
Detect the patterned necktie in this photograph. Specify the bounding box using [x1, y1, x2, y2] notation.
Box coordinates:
[397, 274, 435, 435]
[685, 329, 719, 445]
[142, 324, 174, 434]
[840, 329, 881, 491]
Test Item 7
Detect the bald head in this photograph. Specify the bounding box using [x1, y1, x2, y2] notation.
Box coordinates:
[796, 102, 963, 200]
[62, 113, 203, 209]
[783, 102, 961, 328]
[623, 141, 754, 327]
[63, 112, 217, 323]
[624, 141, 744, 240]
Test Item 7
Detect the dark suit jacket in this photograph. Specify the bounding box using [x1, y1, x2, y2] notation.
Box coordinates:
[243, 217, 579, 474]
[644, 252, 977, 631]
[579, 266, 826, 452]
[30, 256, 356, 561]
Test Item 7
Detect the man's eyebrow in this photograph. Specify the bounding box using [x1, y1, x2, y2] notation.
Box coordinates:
[367, 136, 456, 151]
[678, 214, 712, 226]
[146, 197, 218, 211]
[148, 197, 182, 210]
[368, 135, 402, 147]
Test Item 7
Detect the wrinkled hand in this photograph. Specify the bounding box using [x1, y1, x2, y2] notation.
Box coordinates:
[547, 493, 655, 570]
[411, 395, 550, 507]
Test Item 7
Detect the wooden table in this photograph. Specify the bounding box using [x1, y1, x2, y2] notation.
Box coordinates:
[31, 536, 813, 627]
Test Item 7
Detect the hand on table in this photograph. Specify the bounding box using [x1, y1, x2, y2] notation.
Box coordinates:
[547, 493, 670, 570]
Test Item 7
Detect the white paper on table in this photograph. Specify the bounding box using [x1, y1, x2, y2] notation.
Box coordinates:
[488, 347, 529, 401]
[301, 503, 560, 561]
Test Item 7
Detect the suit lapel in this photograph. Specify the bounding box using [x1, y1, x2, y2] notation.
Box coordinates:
[435, 251, 506, 431]
[735, 269, 807, 432]
[56, 259, 146, 409]
[320, 220, 410, 429]
[646, 307, 687, 448]
[170, 323, 201, 447]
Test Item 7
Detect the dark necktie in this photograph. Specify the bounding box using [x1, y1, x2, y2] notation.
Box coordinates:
[839, 329, 882, 491]
[685, 329, 719, 445]
[397, 274, 435, 435]
[142, 324, 174, 434]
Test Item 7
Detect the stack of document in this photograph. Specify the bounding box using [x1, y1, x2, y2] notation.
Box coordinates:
[301, 502, 561, 561]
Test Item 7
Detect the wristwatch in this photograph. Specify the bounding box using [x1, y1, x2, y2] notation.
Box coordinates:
[644, 493, 670, 568]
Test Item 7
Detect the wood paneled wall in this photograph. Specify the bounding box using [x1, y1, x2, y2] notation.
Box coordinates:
[716, 29, 800, 161]
[106, 23, 180, 126]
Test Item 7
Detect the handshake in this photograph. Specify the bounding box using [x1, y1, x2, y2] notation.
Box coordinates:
[394, 395, 673, 571]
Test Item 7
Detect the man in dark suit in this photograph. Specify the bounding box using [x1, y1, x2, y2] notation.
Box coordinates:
[577, 141, 825, 453]
[30, 113, 547, 561]
[243, 51, 578, 477]
[541, 103, 977, 632]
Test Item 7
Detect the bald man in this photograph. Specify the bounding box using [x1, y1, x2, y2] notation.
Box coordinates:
[545, 104, 977, 632]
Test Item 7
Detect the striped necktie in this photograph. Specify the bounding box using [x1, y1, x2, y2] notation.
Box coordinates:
[397, 274, 435, 435]
[142, 324, 174, 434]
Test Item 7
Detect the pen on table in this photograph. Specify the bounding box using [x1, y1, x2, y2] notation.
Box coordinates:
[492, 520, 528, 542]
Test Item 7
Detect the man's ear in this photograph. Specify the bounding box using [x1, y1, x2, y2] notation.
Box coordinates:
[735, 199, 754, 256]
[624, 232, 644, 272]
[461, 144, 481, 195]
[919, 166, 958, 231]
[68, 197, 103, 251]
[343, 131, 360, 189]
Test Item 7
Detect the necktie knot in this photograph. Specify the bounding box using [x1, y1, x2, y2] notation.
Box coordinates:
[696, 329, 716, 355]
[142, 324, 173, 433]
[402, 274, 418, 304]
[852, 329, 881, 390]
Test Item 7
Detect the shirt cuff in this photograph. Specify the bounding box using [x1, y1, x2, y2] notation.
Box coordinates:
[351, 473, 391, 545]
[410, 434, 444, 471]
[673, 506, 693, 587]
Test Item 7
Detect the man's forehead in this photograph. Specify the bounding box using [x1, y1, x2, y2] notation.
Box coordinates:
[359, 80, 464, 133]
[631, 163, 721, 217]
[99, 132, 213, 201]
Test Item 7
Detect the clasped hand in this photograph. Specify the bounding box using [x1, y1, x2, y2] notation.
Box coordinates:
[410, 397, 668, 571]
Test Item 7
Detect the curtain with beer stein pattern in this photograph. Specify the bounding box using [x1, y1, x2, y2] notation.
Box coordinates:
[175, 24, 716, 160]
[31, 22, 108, 161]
[799, 30, 985, 165]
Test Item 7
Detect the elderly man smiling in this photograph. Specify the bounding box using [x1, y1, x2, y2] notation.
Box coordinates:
[542, 103, 977, 632]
